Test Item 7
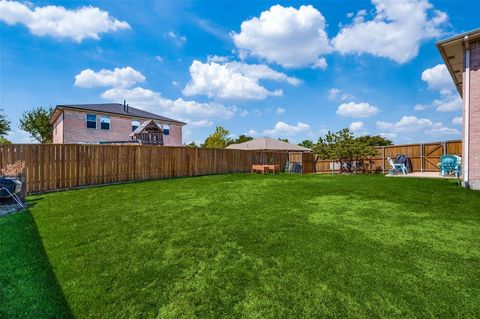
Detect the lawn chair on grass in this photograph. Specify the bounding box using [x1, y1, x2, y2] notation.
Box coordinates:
[439, 155, 462, 177]
[387, 157, 407, 175]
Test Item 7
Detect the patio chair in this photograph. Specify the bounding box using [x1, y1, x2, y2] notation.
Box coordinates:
[387, 157, 407, 175]
[439, 155, 462, 177]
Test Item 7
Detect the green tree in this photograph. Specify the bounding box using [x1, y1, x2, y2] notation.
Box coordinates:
[0, 108, 11, 137]
[0, 136, 11, 144]
[313, 128, 376, 173]
[19, 106, 53, 144]
[278, 138, 289, 143]
[298, 140, 313, 149]
[355, 135, 393, 146]
[228, 134, 253, 146]
[185, 141, 198, 147]
[201, 126, 232, 148]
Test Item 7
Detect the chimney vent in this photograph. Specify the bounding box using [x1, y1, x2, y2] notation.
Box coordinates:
[126, 104, 129, 113]
[123, 100, 126, 112]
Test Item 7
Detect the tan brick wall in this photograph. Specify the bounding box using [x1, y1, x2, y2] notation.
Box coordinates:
[52, 113, 63, 143]
[59, 109, 183, 146]
[468, 41, 480, 188]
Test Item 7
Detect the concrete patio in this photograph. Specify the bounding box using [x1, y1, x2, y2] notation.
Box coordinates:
[386, 172, 458, 179]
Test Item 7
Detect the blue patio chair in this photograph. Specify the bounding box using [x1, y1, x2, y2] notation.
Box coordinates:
[439, 155, 462, 177]
[387, 157, 407, 175]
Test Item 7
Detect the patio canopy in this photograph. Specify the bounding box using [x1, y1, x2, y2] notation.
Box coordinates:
[226, 137, 311, 152]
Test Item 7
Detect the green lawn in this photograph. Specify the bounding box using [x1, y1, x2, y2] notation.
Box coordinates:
[1, 174, 479, 318]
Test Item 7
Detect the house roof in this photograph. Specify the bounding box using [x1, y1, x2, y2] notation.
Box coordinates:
[226, 137, 311, 152]
[436, 28, 480, 97]
[129, 120, 162, 137]
[49, 103, 186, 125]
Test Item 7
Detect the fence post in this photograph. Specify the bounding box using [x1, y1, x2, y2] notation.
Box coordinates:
[420, 143, 424, 172]
[382, 146, 385, 174]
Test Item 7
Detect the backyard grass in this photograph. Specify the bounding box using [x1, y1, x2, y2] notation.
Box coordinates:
[1, 174, 479, 318]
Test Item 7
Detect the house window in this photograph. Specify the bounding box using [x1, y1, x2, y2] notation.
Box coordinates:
[86, 114, 97, 129]
[163, 124, 170, 135]
[100, 115, 110, 130]
[132, 120, 140, 132]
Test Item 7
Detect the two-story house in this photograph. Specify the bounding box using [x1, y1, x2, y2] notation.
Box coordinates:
[49, 103, 186, 145]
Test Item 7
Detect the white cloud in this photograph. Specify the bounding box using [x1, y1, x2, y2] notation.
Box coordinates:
[171, 80, 179, 86]
[101, 87, 238, 121]
[380, 132, 397, 139]
[421, 64, 454, 92]
[337, 102, 379, 118]
[328, 88, 340, 100]
[425, 125, 460, 137]
[414, 103, 429, 111]
[232, 4, 332, 68]
[332, 0, 448, 63]
[452, 116, 462, 125]
[264, 121, 310, 137]
[0, 1, 130, 42]
[349, 121, 364, 131]
[432, 90, 462, 112]
[74, 67, 145, 88]
[207, 55, 229, 63]
[377, 116, 459, 138]
[247, 129, 259, 137]
[155, 56, 164, 62]
[183, 60, 300, 100]
[376, 116, 432, 133]
[275, 107, 285, 114]
[165, 31, 187, 46]
[188, 120, 213, 128]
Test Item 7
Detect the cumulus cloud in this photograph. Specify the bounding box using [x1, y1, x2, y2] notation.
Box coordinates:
[0, 1, 130, 42]
[452, 116, 462, 125]
[337, 102, 379, 118]
[264, 121, 310, 137]
[421, 64, 455, 92]
[183, 60, 300, 100]
[376, 116, 432, 132]
[232, 4, 332, 69]
[349, 121, 364, 131]
[377, 115, 460, 138]
[275, 107, 285, 114]
[101, 87, 238, 121]
[332, 0, 448, 63]
[74, 67, 145, 88]
[420, 65, 462, 112]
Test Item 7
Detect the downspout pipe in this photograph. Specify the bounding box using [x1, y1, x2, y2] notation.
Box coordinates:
[464, 35, 470, 188]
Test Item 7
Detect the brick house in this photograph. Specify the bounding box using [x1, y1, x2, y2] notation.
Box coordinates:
[437, 28, 480, 190]
[49, 103, 186, 145]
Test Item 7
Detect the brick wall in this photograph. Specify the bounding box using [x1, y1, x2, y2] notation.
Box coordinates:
[467, 41, 480, 189]
[58, 109, 183, 146]
[52, 112, 63, 143]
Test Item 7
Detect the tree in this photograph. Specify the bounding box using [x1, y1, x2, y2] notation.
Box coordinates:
[185, 141, 198, 147]
[313, 128, 376, 173]
[228, 134, 253, 146]
[0, 108, 11, 138]
[278, 138, 289, 143]
[298, 140, 313, 149]
[355, 135, 393, 147]
[0, 137, 11, 144]
[19, 106, 53, 143]
[201, 126, 232, 148]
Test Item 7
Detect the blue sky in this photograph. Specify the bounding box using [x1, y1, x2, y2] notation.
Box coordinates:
[0, 0, 477, 144]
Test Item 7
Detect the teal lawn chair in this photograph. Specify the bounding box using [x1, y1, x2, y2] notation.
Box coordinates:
[439, 155, 462, 177]
[387, 157, 407, 175]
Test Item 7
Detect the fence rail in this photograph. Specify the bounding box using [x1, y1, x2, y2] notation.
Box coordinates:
[314, 140, 462, 173]
[0, 144, 288, 194]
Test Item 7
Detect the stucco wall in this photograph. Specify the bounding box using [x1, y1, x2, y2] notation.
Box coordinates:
[468, 41, 480, 188]
[58, 109, 183, 146]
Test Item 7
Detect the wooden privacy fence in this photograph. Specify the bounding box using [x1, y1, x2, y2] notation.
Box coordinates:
[0, 144, 288, 194]
[315, 140, 462, 173]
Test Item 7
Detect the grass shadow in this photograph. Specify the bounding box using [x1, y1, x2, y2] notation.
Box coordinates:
[0, 209, 73, 318]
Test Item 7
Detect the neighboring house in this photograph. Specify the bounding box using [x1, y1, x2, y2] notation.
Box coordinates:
[437, 28, 480, 190]
[226, 137, 311, 152]
[49, 103, 186, 145]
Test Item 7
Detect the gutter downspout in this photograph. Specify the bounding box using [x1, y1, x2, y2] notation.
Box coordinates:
[464, 36, 471, 188]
